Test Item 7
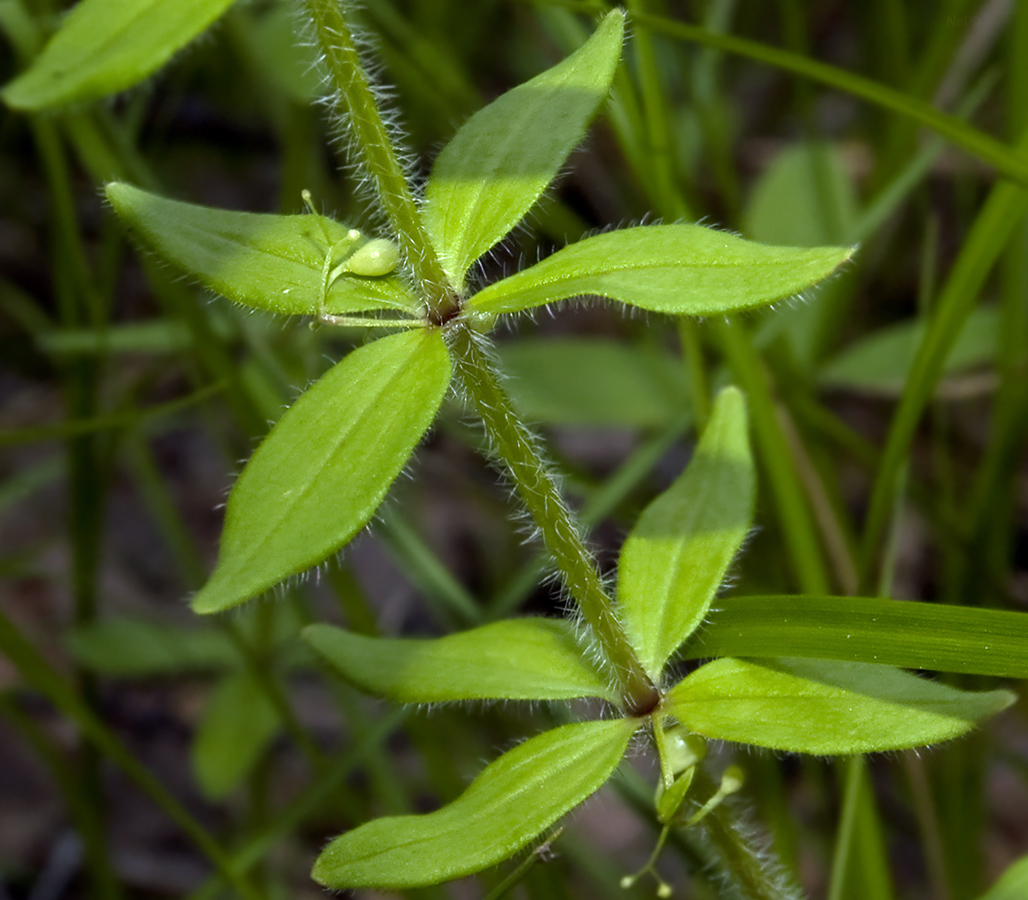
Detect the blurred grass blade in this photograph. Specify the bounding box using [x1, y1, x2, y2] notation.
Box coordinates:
[685, 595, 1028, 678]
[468, 225, 853, 316]
[859, 129, 1028, 584]
[312, 718, 637, 889]
[37, 320, 195, 356]
[106, 183, 418, 316]
[499, 338, 688, 428]
[0, 382, 224, 447]
[191, 670, 280, 800]
[304, 618, 617, 703]
[67, 618, 240, 677]
[423, 10, 624, 288]
[631, 12, 1028, 188]
[665, 658, 1014, 754]
[618, 388, 755, 678]
[2, 0, 236, 110]
[192, 329, 451, 614]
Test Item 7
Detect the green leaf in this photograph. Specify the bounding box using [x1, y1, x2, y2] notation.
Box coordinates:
[618, 387, 755, 678]
[312, 718, 638, 889]
[423, 10, 624, 289]
[745, 142, 858, 247]
[664, 658, 1014, 754]
[66, 618, 240, 677]
[975, 855, 1028, 900]
[105, 183, 418, 316]
[236, 2, 322, 104]
[190, 670, 280, 800]
[2, 0, 235, 110]
[684, 595, 1028, 679]
[820, 307, 999, 395]
[467, 225, 854, 316]
[499, 338, 688, 427]
[304, 618, 616, 703]
[192, 329, 451, 614]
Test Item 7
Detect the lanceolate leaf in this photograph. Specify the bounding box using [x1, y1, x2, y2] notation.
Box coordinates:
[106, 183, 418, 316]
[67, 618, 240, 677]
[819, 307, 999, 395]
[684, 594, 1028, 679]
[2, 0, 235, 110]
[500, 338, 688, 428]
[664, 658, 1014, 754]
[976, 855, 1028, 900]
[312, 718, 638, 889]
[423, 10, 624, 289]
[190, 670, 280, 800]
[192, 330, 451, 614]
[468, 225, 854, 316]
[618, 388, 755, 679]
[304, 618, 616, 703]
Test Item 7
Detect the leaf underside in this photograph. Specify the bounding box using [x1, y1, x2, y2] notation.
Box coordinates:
[312, 718, 638, 889]
[618, 387, 755, 678]
[192, 329, 451, 614]
[105, 183, 417, 316]
[304, 617, 617, 703]
[3, 0, 236, 109]
[468, 224, 855, 316]
[665, 657, 1014, 754]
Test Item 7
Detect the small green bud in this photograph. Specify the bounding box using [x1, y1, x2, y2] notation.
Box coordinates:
[720, 764, 745, 795]
[664, 728, 706, 775]
[343, 238, 400, 277]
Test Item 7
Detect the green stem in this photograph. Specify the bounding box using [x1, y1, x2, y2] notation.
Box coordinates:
[625, 0, 691, 220]
[717, 320, 830, 595]
[0, 694, 124, 900]
[302, 0, 456, 316]
[700, 794, 804, 900]
[447, 322, 658, 715]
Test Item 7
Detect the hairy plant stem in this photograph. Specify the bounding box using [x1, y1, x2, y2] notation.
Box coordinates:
[697, 792, 803, 900]
[301, 0, 457, 318]
[447, 321, 659, 715]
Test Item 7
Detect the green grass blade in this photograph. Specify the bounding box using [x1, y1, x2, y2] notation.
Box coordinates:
[0, 609, 262, 900]
[686, 595, 1028, 678]
[859, 130, 1028, 585]
[631, 11, 1028, 188]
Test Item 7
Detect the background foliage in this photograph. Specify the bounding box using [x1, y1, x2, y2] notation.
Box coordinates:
[1, 1, 1027, 899]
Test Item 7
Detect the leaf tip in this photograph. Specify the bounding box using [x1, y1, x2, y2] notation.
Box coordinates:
[189, 574, 245, 616]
